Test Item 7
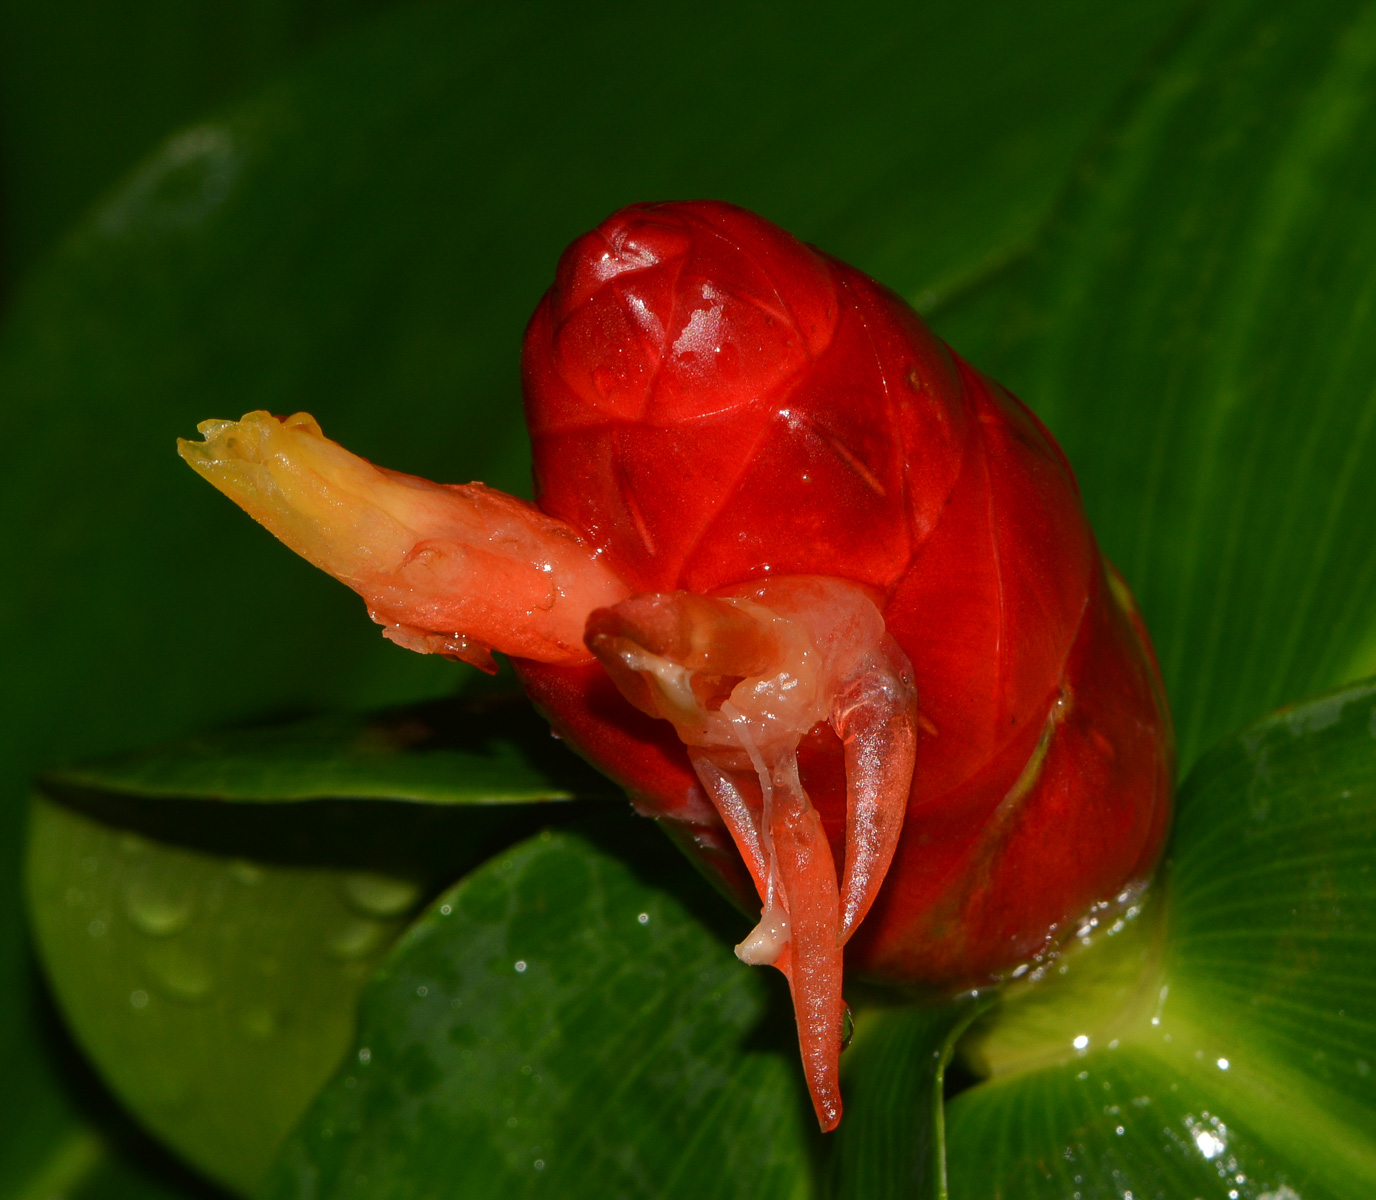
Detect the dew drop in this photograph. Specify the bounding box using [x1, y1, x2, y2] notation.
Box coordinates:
[341, 872, 422, 917]
[124, 879, 193, 936]
[229, 860, 265, 886]
[130, 989, 150, 1009]
[840, 1004, 855, 1051]
[145, 943, 214, 1002]
[328, 918, 387, 960]
[591, 365, 619, 399]
[240, 1006, 278, 1040]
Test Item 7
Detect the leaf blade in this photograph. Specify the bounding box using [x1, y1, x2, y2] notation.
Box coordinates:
[260, 817, 818, 1200]
[44, 694, 615, 807]
[945, 679, 1376, 1198]
[937, 0, 1376, 772]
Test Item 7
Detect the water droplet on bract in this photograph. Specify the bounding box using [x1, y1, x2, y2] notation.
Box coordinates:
[125, 879, 193, 936]
[340, 872, 421, 917]
[840, 1004, 855, 1051]
[146, 943, 214, 1002]
[591, 365, 619, 399]
[328, 918, 387, 960]
[240, 1006, 278, 1040]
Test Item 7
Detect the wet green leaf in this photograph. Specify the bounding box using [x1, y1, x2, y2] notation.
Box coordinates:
[45, 694, 615, 807]
[945, 679, 1376, 1198]
[829, 997, 989, 1200]
[25, 789, 580, 1195]
[0, 0, 403, 290]
[936, 0, 1376, 773]
[260, 817, 818, 1200]
[10, 1126, 224, 1200]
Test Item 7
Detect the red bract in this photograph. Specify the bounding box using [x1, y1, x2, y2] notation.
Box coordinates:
[519, 199, 1172, 962]
[179, 200, 1173, 1133]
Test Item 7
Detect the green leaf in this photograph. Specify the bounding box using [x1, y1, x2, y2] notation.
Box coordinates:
[945, 678, 1376, 1198]
[45, 693, 616, 807]
[0, 0, 403, 289]
[259, 816, 818, 1200]
[830, 996, 990, 1200]
[25, 787, 578, 1195]
[936, 0, 1376, 772]
[11, 1127, 224, 1200]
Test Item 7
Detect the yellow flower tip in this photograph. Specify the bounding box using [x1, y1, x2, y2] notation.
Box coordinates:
[178, 409, 320, 468]
[177, 410, 632, 667]
[177, 410, 419, 587]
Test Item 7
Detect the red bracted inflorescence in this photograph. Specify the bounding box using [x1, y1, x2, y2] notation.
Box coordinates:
[179, 200, 1174, 1132]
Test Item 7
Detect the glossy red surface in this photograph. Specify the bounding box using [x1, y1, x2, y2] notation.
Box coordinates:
[517, 200, 1173, 988]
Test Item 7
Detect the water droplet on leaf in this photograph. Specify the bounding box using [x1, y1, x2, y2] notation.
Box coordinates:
[340, 872, 421, 917]
[240, 1006, 277, 1039]
[327, 918, 387, 960]
[146, 943, 214, 1002]
[229, 860, 265, 886]
[124, 879, 193, 936]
